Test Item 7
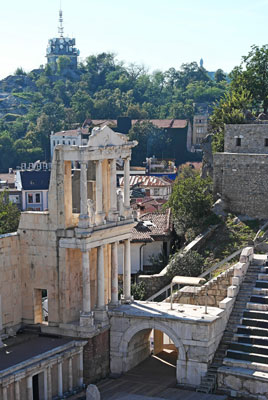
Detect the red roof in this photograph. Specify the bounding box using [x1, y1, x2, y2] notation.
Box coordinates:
[52, 128, 89, 137]
[120, 175, 172, 188]
[132, 209, 172, 242]
[132, 119, 187, 129]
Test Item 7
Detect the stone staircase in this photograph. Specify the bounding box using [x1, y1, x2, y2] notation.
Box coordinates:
[196, 258, 264, 394]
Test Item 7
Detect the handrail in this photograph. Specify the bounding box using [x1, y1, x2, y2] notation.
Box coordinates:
[147, 247, 243, 302]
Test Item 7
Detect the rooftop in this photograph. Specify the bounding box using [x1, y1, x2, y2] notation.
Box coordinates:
[132, 209, 172, 242]
[120, 175, 172, 188]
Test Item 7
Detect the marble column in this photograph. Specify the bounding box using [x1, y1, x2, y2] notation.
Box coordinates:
[58, 362, 63, 397]
[82, 250, 91, 313]
[95, 160, 104, 225]
[80, 249, 94, 327]
[14, 381, 20, 400]
[108, 159, 118, 221]
[47, 367, 52, 400]
[97, 245, 105, 309]
[43, 369, 48, 400]
[123, 157, 130, 209]
[0, 295, 3, 348]
[79, 350, 83, 387]
[78, 161, 89, 228]
[68, 357, 73, 392]
[123, 239, 131, 301]
[111, 242, 119, 305]
[26, 376, 33, 400]
[2, 386, 8, 400]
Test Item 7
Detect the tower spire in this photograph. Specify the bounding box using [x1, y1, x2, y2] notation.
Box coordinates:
[58, 2, 64, 38]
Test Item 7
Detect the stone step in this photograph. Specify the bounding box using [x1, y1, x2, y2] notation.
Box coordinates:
[223, 356, 268, 373]
[256, 280, 268, 288]
[242, 317, 268, 329]
[229, 341, 268, 356]
[237, 324, 268, 337]
[226, 349, 268, 364]
[250, 295, 268, 304]
[246, 302, 268, 311]
[234, 333, 268, 347]
[253, 287, 268, 295]
[243, 309, 268, 320]
[258, 273, 268, 281]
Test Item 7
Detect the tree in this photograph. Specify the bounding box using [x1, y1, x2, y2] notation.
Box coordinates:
[14, 67, 26, 76]
[0, 191, 21, 234]
[230, 45, 268, 113]
[167, 168, 213, 237]
[167, 250, 204, 279]
[214, 69, 226, 83]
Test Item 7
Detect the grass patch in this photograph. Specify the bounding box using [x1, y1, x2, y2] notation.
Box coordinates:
[200, 214, 261, 272]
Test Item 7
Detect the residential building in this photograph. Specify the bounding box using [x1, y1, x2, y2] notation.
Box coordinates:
[50, 127, 89, 159]
[120, 175, 173, 200]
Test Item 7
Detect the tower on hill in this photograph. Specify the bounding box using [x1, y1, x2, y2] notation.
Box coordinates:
[46, 7, 80, 72]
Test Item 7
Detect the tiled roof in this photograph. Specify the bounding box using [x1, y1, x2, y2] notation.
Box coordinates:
[132, 119, 187, 129]
[120, 175, 172, 188]
[0, 173, 16, 183]
[131, 209, 172, 242]
[132, 197, 167, 214]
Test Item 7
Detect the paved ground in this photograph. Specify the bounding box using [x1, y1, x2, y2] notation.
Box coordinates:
[96, 350, 227, 400]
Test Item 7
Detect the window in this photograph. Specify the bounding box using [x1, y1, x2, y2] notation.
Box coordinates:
[68, 140, 71, 145]
[53, 140, 55, 146]
[265, 138, 268, 147]
[196, 127, 204, 134]
[28, 193, 33, 203]
[35, 193, 41, 203]
[153, 188, 160, 196]
[236, 138, 241, 146]
[57, 140, 59, 145]
[62, 140, 65, 145]
[27, 193, 41, 204]
[73, 140, 76, 145]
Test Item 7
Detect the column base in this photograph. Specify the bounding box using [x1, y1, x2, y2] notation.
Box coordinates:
[108, 209, 119, 222]
[95, 212, 105, 226]
[120, 294, 133, 304]
[78, 214, 91, 229]
[80, 312, 95, 327]
[124, 207, 132, 219]
[94, 308, 109, 322]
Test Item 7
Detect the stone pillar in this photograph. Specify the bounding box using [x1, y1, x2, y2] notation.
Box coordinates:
[108, 159, 118, 221]
[78, 161, 90, 228]
[58, 362, 63, 397]
[153, 330, 164, 355]
[47, 367, 52, 400]
[26, 376, 33, 400]
[0, 295, 3, 348]
[97, 245, 105, 309]
[123, 238, 131, 302]
[2, 386, 8, 400]
[68, 357, 73, 392]
[43, 369, 48, 400]
[124, 158, 130, 208]
[95, 160, 104, 225]
[80, 250, 94, 327]
[14, 380, 20, 400]
[79, 350, 83, 387]
[111, 242, 119, 305]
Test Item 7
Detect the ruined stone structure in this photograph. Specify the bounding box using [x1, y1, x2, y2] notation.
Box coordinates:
[0, 125, 137, 399]
[214, 124, 268, 218]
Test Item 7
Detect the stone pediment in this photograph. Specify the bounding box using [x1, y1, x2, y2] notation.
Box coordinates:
[88, 125, 129, 148]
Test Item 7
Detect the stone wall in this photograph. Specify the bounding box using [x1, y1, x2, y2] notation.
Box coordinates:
[224, 123, 268, 154]
[0, 233, 22, 333]
[171, 247, 253, 308]
[83, 329, 110, 384]
[214, 152, 268, 219]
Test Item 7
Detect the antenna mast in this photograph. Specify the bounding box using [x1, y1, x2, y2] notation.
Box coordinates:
[58, 1, 64, 38]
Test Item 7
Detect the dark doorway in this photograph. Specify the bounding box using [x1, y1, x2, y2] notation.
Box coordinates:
[33, 374, 39, 400]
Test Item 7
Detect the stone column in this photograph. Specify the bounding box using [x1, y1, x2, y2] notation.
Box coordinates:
[124, 158, 130, 208]
[80, 250, 94, 327]
[0, 295, 3, 348]
[58, 362, 63, 397]
[68, 357, 73, 392]
[111, 242, 119, 305]
[43, 369, 48, 400]
[15, 380, 20, 400]
[108, 159, 118, 221]
[26, 376, 33, 400]
[47, 367, 52, 400]
[97, 245, 105, 309]
[95, 160, 104, 225]
[2, 386, 8, 400]
[79, 350, 83, 387]
[123, 239, 131, 302]
[78, 161, 90, 228]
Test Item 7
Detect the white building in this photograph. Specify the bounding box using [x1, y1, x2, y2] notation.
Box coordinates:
[120, 175, 173, 200]
[50, 127, 90, 159]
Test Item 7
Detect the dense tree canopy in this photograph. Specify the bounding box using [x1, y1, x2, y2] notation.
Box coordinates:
[0, 52, 228, 171]
[0, 192, 21, 234]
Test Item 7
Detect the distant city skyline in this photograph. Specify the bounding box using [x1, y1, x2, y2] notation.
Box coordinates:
[1, 0, 268, 79]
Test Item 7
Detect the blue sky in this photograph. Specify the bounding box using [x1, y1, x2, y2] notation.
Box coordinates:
[1, 0, 268, 79]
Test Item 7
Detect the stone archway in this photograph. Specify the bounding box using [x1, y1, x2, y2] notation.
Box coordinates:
[117, 320, 186, 384]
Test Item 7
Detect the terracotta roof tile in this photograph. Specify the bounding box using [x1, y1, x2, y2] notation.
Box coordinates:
[131, 209, 172, 242]
[120, 175, 172, 188]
